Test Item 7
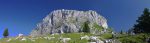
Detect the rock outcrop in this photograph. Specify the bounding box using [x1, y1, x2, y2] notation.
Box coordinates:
[30, 9, 108, 36]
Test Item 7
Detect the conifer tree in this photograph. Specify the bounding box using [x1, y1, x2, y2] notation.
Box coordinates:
[83, 21, 90, 33]
[3, 28, 9, 38]
[133, 8, 150, 34]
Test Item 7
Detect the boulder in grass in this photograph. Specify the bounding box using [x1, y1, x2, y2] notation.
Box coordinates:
[51, 33, 59, 36]
[90, 36, 99, 41]
[88, 36, 104, 43]
[88, 42, 96, 43]
[80, 35, 89, 40]
[59, 37, 71, 43]
[97, 39, 104, 43]
[21, 37, 26, 41]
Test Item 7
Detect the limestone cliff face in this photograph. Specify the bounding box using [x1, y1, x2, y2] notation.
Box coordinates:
[30, 9, 108, 36]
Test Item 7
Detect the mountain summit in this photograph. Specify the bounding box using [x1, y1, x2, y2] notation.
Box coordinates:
[30, 9, 108, 36]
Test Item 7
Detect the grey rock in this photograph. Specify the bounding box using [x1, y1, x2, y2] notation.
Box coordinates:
[30, 9, 108, 36]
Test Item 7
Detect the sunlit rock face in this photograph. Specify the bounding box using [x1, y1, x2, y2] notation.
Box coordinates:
[30, 9, 108, 36]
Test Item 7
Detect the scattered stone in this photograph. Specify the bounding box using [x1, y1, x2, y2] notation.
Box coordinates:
[96, 39, 104, 43]
[105, 39, 112, 43]
[21, 37, 26, 41]
[88, 36, 104, 43]
[90, 36, 99, 41]
[88, 42, 96, 43]
[105, 39, 121, 43]
[80, 35, 89, 40]
[60, 37, 71, 43]
[43, 36, 55, 40]
[51, 33, 59, 36]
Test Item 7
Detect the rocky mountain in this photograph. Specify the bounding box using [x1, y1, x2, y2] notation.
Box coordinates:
[30, 9, 109, 36]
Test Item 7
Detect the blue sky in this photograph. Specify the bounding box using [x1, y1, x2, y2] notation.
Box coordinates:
[0, 0, 150, 38]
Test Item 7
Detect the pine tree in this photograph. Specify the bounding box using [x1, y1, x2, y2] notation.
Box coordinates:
[3, 28, 9, 38]
[82, 21, 90, 33]
[133, 8, 150, 34]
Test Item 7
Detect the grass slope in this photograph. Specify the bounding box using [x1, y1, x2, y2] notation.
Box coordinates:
[0, 33, 112, 43]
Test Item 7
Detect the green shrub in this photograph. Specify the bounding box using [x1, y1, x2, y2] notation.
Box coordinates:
[93, 23, 104, 31]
